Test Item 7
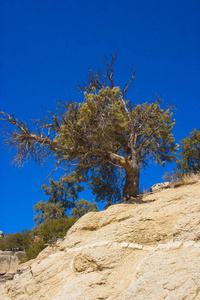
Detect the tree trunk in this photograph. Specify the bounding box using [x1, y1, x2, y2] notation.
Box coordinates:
[107, 150, 139, 201]
[122, 161, 139, 201]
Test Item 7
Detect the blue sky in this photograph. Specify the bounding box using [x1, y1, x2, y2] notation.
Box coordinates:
[0, 0, 200, 234]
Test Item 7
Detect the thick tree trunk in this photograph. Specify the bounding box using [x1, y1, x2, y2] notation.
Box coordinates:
[122, 161, 139, 201]
[107, 150, 139, 201]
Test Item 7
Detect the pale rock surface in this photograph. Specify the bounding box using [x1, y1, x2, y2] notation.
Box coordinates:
[0, 181, 200, 299]
[0, 251, 25, 275]
[150, 181, 170, 192]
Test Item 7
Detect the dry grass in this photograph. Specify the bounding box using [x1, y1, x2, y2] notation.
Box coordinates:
[172, 173, 200, 188]
[141, 187, 149, 195]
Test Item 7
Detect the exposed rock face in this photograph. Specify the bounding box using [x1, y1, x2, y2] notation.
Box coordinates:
[0, 251, 25, 275]
[0, 181, 200, 299]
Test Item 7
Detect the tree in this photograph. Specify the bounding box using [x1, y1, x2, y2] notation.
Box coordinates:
[0, 54, 178, 201]
[70, 199, 98, 218]
[33, 201, 65, 225]
[33, 172, 84, 224]
[176, 129, 200, 174]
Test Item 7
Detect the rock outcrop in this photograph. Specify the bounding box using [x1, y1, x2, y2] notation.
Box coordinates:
[150, 181, 170, 192]
[0, 251, 25, 275]
[0, 181, 200, 299]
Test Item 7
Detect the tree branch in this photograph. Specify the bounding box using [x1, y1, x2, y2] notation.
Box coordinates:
[122, 65, 136, 97]
[0, 111, 74, 165]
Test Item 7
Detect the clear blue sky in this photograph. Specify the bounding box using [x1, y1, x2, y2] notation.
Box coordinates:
[0, 0, 200, 234]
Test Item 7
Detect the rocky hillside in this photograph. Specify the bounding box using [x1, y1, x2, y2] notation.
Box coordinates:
[0, 181, 200, 299]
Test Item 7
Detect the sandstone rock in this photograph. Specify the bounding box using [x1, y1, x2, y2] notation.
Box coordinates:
[0, 251, 25, 275]
[150, 181, 170, 192]
[0, 231, 3, 237]
[0, 181, 200, 299]
[123, 243, 200, 300]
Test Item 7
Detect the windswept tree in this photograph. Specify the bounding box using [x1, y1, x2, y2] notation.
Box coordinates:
[0, 54, 178, 201]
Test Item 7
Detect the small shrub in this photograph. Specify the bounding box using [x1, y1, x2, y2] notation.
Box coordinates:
[37, 217, 77, 244]
[0, 217, 77, 262]
[24, 240, 46, 261]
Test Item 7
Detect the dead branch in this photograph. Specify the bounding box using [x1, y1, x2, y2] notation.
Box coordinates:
[76, 52, 118, 93]
[122, 65, 136, 97]
[0, 111, 71, 165]
[76, 52, 136, 105]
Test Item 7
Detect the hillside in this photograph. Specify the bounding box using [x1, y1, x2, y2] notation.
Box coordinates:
[0, 181, 200, 299]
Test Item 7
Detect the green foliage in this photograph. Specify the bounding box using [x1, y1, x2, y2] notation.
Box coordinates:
[56, 90, 177, 167]
[0, 217, 76, 262]
[0, 230, 31, 251]
[42, 173, 84, 210]
[176, 129, 200, 174]
[24, 240, 46, 261]
[132, 101, 177, 167]
[33, 201, 65, 225]
[55, 89, 177, 198]
[89, 163, 124, 204]
[37, 217, 76, 243]
[55, 87, 129, 156]
[70, 199, 98, 218]
[34, 172, 85, 224]
[24, 217, 76, 260]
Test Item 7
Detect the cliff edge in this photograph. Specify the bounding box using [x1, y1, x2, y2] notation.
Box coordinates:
[0, 181, 200, 299]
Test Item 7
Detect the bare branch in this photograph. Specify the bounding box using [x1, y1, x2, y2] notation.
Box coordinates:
[0, 111, 71, 165]
[122, 65, 136, 97]
[103, 52, 117, 88]
[43, 158, 69, 183]
[76, 52, 118, 93]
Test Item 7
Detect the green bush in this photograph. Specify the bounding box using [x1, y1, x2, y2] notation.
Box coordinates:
[24, 240, 46, 261]
[0, 230, 31, 251]
[37, 217, 77, 243]
[0, 217, 77, 262]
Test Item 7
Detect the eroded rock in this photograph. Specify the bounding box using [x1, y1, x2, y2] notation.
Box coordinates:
[0, 181, 200, 299]
[0, 251, 25, 275]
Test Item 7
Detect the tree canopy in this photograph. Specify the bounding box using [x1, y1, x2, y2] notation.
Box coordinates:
[0, 54, 178, 201]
